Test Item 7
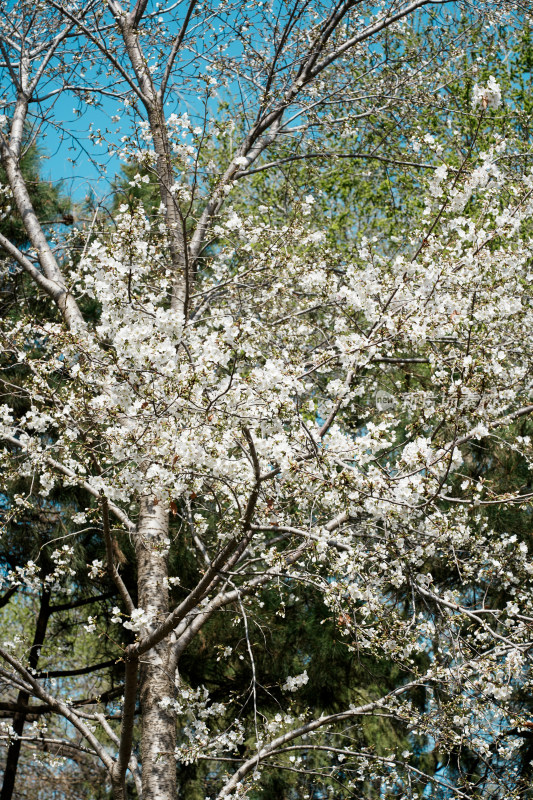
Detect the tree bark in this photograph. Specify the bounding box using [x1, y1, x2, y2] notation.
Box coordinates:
[147, 104, 190, 316]
[112, 13, 190, 318]
[0, 130, 84, 330]
[136, 497, 176, 800]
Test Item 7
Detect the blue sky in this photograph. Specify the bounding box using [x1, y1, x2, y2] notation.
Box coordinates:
[34, 88, 123, 203]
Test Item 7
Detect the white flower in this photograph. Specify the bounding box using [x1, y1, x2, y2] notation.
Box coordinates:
[429, 164, 448, 197]
[401, 437, 433, 467]
[282, 670, 309, 692]
[225, 211, 242, 231]
[123, 606, 155, 632]
[472, 76, 501, 110]
[84, 616, 97, 633]
[303, 231, 325, 244]
[233, 156, 249, 167]
[88, 559, 104, 579]
[470, 423, 490, 440]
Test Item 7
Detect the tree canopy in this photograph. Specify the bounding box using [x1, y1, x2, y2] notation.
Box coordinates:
[0, 2, 532, 799]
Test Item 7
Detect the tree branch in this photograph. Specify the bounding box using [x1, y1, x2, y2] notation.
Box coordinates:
[101, 493, 135, 614]
[0, 645, 115, 772]
[159, 0, 198, 98]
[217, 677, 425, 797]
[1, 434, 135, 532]
[35, 659, 117, 679]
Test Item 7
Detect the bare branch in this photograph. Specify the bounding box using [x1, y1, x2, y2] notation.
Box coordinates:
[159, 0, 198, 98]
[100, 493, 135, 614]
[0, 645, 115, 773]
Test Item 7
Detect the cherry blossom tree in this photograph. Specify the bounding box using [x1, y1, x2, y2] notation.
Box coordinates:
[1, 2, 532, 799]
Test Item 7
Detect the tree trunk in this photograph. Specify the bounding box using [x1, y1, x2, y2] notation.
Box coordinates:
[136, 497, 177, 800]
[147, 104, 190, 316]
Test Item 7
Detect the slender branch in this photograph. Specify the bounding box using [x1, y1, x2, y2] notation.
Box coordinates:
[46, 0, 150, 104]
[308, 0, 448, 80]
[0, 589, 50, 800]
[35, 660, 117, 679]
[242, 427, 261, 481]
[100, 493, 135, 614]
[0, 646, 114, 772]
[27, 19, 76, 96]
[189, 0, 445, 266]
[238, 151, 441, 178]
[318, 369, 354, 438]
[0, 733, 96, 757]
[159, 0, 198, 98]
[0, 701, 70, 718]
[250, 524, 350, 553]
[450, 404, 533, 450]
[171, 540, 311, 661]
[373, 357, 429, 364]
[0, 687, 125, 717]
[1, 434, 135, 532]
[50, 592, 116, 614]
[217, 678, 425, 797]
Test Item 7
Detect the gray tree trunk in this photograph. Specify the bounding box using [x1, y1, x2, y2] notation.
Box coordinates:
[136, 497, 176, 800]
